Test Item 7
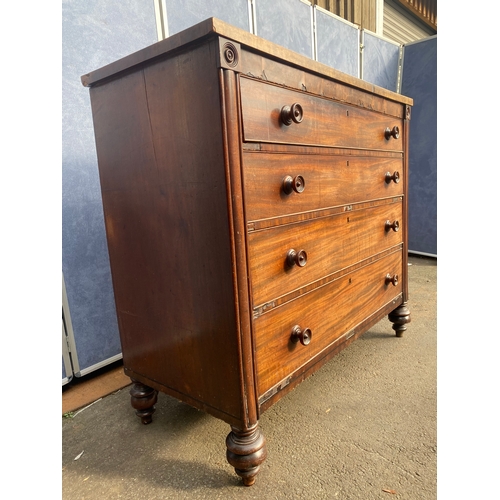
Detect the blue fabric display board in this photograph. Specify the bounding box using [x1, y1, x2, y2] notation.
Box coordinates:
[315, 8, 359, 78]
[165, 0, 250, 36]
[255, 0, 313, 59]
[401, 36, 437, 256]
[362, 30, 401, 93]
[62, 0, 158, 376]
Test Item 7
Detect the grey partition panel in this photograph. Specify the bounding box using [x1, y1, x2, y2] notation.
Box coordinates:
[62, 0, 158, 375]
[255, 0, 313, 59]
[401, 36, 437, 256]
[314, 8, 359, 78]
[362, 30, 400, 92]
[165, 0, 250, 36]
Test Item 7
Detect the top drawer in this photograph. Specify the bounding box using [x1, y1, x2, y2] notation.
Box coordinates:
[240, 77, 404, 151]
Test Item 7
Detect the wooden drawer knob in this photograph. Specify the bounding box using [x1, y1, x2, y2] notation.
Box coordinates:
[286, 249, 307, 268]
[385, 220, 400, 232]
[385, 171, 400, 184]
[384, 126, 400, 140]
[280, 103, 303, 126]
[290, 325, 312, 346]
[385, 274, 399, 286]
[282, 175, 305, 195]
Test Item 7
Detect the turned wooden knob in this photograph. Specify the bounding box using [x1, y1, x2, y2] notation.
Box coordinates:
[291, 325, 312, 346]
[286, 249, 307, 268]
[385, 171, 400, 184]
[385, 273, 399, 286]
[385, 220, 400, 232]
[280, 103, 304, 126]
[282, 175, 305, 195]
[384, 125, 400, 140]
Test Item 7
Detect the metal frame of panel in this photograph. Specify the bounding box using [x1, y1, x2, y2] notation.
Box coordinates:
[154, 0, 168, 39]
[62, 320, 73, 386]
[62, 273, 78, 382]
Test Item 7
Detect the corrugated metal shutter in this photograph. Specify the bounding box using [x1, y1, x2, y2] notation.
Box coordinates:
[383, 0, 434, 44]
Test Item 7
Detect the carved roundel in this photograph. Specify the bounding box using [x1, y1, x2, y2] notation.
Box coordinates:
[223, 42, 239, 68]
[405, 105, 411, 120]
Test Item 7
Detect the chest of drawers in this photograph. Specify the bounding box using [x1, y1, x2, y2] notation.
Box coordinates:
[82, 17, 412, 486]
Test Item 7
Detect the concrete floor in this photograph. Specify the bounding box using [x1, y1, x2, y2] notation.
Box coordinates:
[62, 254, 436, 499]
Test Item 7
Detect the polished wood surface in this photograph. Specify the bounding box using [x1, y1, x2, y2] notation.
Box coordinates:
[84, 18, 412, 486]
[248, 202, 403, 305]
[254, 249, 403, 397]
[240, 76, 405, 151]
[90, 39, 244, 424]
[242, 151, 403, 222]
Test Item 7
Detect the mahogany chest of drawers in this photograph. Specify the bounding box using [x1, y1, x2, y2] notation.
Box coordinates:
[82, 18, 412, 486]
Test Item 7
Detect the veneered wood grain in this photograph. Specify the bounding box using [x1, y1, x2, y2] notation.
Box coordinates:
[247, 202, 403, 306]
[242, 151, 403, 222]
[253, 249, 403, 396]
[258, 292, 403, 410]
[240, 77, 404, 150]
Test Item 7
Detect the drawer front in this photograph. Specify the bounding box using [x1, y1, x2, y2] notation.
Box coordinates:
[248, 202, 403, 306]
[240, 77, 404, 151]
[243, 152, 403, 222]
[254, 249, 403, 397]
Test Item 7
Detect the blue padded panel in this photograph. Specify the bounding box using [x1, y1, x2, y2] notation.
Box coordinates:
[362, 31, 400, 92]
[315, 9, 359, 78]
[165, 0, 250, 36]
[401, 36, 437, 256]
[62, 0, 157, 374]
[255, 0, 313, 59]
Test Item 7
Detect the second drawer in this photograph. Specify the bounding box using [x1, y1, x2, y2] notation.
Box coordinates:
[243, 151, 404, 222]
[248, 201, 403, 306]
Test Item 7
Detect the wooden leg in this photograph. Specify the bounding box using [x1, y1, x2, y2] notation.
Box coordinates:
[388, 302, 411, 337]
[226, 423, 267, 486]
[129, 379, 158, 424]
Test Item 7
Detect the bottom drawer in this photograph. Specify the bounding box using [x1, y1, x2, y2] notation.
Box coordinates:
[254, 250, 403, 398]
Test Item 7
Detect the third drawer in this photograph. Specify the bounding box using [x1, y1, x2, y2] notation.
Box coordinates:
[248, 200, 403, 306]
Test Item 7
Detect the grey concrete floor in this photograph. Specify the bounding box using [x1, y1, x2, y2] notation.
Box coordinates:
[62, 255, 436, 499]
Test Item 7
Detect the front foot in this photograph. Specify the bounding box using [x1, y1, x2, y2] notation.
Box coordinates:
[388, 302, 411, 337]
[226, 424, 267, 486]
[130, 379, 158, 424]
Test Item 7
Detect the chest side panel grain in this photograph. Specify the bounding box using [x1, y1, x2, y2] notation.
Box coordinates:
[90, 41, 244, 421]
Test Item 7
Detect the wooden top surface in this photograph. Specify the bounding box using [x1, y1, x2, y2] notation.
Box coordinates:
[81, 17, 412, 106]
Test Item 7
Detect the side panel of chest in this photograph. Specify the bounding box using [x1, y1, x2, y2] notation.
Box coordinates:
[89, 41, 245, 423]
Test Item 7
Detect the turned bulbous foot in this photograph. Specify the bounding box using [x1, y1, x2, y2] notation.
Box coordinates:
[130, 379, 158, 424]
[388, 302, 411, 337]
[226, 424, 267, 486]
